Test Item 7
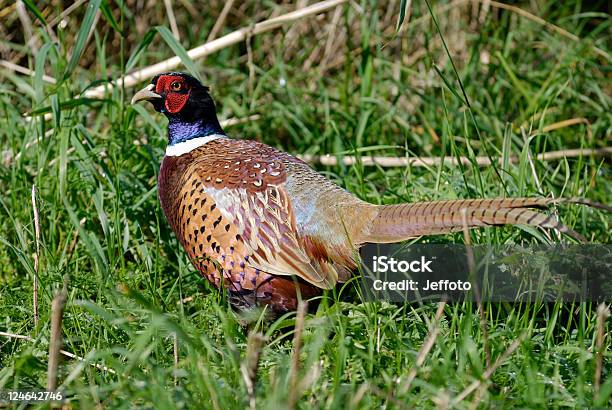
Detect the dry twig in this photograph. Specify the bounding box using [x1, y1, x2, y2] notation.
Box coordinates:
[47, 288, 67, 391]
[47, 0, 87, 28]
[299, 147, 611, 168]
[594, 303, 610, 401]
[31, 185, 41, 328]
[0, 60, 57, 84]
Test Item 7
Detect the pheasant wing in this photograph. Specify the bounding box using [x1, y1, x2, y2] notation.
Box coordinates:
[182, 140, 340, 290]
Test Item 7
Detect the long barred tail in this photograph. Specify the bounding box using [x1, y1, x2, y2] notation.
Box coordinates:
[361, 198, 611, 243]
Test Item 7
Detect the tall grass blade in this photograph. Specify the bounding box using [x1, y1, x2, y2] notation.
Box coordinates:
[155, 26, 202, 81]
[63, 0, 102, 80]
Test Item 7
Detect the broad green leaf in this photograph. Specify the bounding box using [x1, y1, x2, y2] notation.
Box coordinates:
[100, 0, 122, 34]
[33, 43, 57, 104]
[21, 0, 47, 25]
[396, 0, 411, 30]
[126, 29, 156, 71]
[50, 94, 61, 129]
[64, 0, 103, 79]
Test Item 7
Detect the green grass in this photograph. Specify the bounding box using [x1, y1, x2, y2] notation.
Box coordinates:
[0, 1, 610, 408]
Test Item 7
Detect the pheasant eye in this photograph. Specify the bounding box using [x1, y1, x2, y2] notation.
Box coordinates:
[170, 81, 182, 91]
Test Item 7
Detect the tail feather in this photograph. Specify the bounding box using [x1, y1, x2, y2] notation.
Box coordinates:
[360, 197, 608, 243]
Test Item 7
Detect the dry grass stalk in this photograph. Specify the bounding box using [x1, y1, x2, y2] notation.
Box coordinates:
[47, 288, 67, 391]
[319, 4, 343, 72]
[240, 332, 267, 410]
[0, 330, 116, 374]
[594, 303, 610, 401]
[83, 0, 347, 99]
[298, 147, 612, 168]
[540, 118, 590, 135]
[163, 0, 181, 41]
[47, 0, 87, 28]
[31, 185, 41, 328]
[15, 0, 38, 53]
[176, 0, 197, 17]
[0, 331, 32, 341]
[398, 300, 446, 394]
[283, 0, 316, 61]
[452, 333, 526, 404]
[0, 60, 57, 84]
[288, 301, 308, 409]
[296, 359, 323, 399]
[207, 0, 236, 42]
[470, 382, 489, 410]
[350, 382, 370, 407]
[478, 0, 491, 24]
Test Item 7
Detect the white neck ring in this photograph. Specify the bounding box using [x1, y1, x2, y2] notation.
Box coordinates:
[165, 134, 225, 156]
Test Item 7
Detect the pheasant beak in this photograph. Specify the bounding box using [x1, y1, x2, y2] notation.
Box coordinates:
[131, 83, 162, 104]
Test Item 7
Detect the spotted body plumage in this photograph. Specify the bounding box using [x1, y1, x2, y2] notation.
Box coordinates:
[158, 138, 362, 311]
[131, 72, 609, 313]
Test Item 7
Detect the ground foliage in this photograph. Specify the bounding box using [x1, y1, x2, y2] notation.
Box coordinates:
[0, 0, 610, 408]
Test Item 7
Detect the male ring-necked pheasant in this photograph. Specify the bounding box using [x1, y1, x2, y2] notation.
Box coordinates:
[132, 72, 606, 313]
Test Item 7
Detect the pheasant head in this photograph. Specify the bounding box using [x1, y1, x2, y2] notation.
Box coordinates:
[132, 72, 224, 145]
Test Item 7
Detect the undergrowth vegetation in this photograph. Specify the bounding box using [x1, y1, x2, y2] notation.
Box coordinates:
[0, 0, 610, 408]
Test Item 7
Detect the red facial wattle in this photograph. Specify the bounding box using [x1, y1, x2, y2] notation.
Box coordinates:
[164, 93, 189, 113]
[154, 75, 191, 114]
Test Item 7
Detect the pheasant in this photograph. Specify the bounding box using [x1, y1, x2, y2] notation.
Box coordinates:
[132, 72, 607, 313]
